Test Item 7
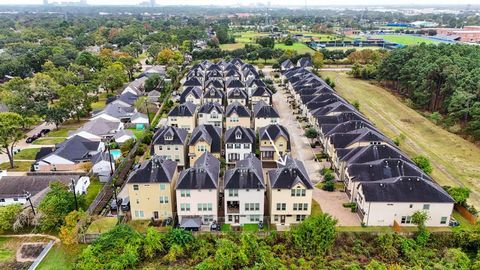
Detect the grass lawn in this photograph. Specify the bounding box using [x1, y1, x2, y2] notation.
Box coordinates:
[86, 217, 117, 234]
[221, 224, 232, 232]
[37, 244, 86, 270]
[219, 43, 245, 51]
[14, 148, 40, 160]
[242, 224, 259, 232]
[311, 199, 323, 215]
[46, 128, 72, 138]
[0, 161, 32, 172]
[452, 211, 479, 232]
[275, 43, 315, 54]
[128, 128, 145, 139]
[0, 237, 13, 263]
[85, 179, 104, 207]
[128, 220, 150, 233]
[322, 46, 383, 51]
[32, 137, 66, 145]
[322, 71, 480, 208]
[337, 226, 394, 233]
[374, 34, 440, 45]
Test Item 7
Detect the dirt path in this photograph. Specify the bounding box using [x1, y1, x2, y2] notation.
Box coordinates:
[2, 234, 60, 243]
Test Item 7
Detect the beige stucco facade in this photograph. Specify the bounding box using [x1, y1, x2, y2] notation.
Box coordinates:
[225, 113, 251, 130]
[188, 141, 221, 166]
[268, 182, 313, 226]
[152, 143, 187, 168]
[259, 136, 288, 162]
[168, 115, 196, 133]
[127, 171, 178, 221]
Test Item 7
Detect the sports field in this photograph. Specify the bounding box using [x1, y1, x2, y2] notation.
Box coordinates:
[322, 71, 480, 208]
[274, 43, 315, 54]
[373, 34, 440, 45]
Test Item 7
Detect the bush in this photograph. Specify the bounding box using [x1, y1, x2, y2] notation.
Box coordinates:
[120, 139, 135, 155]
[412, 155, 433, 175]
[324, 173, 335, 182]
[136, 144, 146, 156]
[291, 214, 337, 256]
[323, 180, 335, 192]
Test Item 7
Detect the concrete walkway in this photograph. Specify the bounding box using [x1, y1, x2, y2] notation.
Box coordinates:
[312, 188, 361, 226]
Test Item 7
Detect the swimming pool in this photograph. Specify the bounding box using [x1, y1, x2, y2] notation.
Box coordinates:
[110, 149, 122, 160]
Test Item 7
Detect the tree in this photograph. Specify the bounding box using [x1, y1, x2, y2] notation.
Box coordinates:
[412, 155, 433, 175]
[38, 181, 85, 231]
[0, 204, 22, 233]
[291, 214, 337, 256]
[76, 225, 143, 270]
[197, 239, 248, 269]
[95, 62, 128, 92]
[166, 67, 179, 83]
[304, 128, 319, 139]
[144, 74, 163, 92]
[118, 56, 140, 81]
[443, 186, 470, 205]
[312, 51, 324, 71]
[0, 112, 27, 169]
[167, 228, 194, 247]
[58, 85, 90, 122]
[443, 248, 471, 270]
[258, 47, 274, 63]
[143, 227, 166, 259]
[257, 37, 275, 48]
[45, 106, 70, 130]
[30, 73, 60, 104]
[59, 210, 87, 245]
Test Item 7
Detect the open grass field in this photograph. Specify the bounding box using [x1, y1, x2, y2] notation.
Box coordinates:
[85, 179, 104, 207]
[46, 128, 72, 138]
[373, 34, 440, 45]
[0, 161, 32, 172]
[86, 217, 117, 234]
[322, 71, 480, 208]
[14, 148, 40, 160]
[37, 244, 86, 270]
[274, 43, 315, 54]
[32, 137, 65, 145]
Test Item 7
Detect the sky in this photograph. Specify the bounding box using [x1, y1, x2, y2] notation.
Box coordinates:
[0, 0, 478, 6]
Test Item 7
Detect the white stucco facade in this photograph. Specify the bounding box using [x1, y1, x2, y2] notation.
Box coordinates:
[224, 188, 265, 225]
[225, 143, 253, 164]
[176, 188, 218, 225]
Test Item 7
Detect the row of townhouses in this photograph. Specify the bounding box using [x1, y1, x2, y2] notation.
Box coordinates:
[126, 59, 313, 230]
[281, 63, 454, 227]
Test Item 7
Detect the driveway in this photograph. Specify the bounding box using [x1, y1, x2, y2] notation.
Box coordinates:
[313, 188, 361, 226]
[272, 90, 322, 183]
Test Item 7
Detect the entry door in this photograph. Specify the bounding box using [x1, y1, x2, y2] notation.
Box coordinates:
[153, 211, 159, 219]
[280, 215, 286, 224]
[234, 215, 240, 224]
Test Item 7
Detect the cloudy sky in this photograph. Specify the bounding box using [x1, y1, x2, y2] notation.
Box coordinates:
[0, 0, 478, 5]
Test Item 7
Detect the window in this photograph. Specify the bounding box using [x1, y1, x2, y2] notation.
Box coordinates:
[204, 215, 214, 222]
[296, 215, 306, 222]
[235, 143, 241, 149]
[160, 196, 169, 204]
[293, 203, 307, 211]
[243, 144, 249, 149]
[409, 204, 413, 208]
[198, 145, 207, 152]
[274, 215, 279, 221]
[276, 203, 286, 211]
[440, 216, 448, 224]
[228, 215, 233, 222]
[423, 204, 430, 210]
[181, 203, 190, 211]
[401, 216, 412, 224]
[0, 199, 4, 202]
[160, 184, 166, 190]
[133, 185, 139, 191]
[291, 188, 306, 197]
[250, 215, 260, 222]
[227, 144, 233, 149]
[181, 190, 190, 197]
[139, 211, 144, 218]
[228, 189, 238, 197]
[13, 198, 18, 202]
[208, 203, 212, 211]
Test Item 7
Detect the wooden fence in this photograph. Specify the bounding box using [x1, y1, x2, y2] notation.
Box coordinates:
[454, 204, 478, 225]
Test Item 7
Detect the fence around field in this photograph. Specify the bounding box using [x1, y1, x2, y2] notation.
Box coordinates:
[454, 204, 478, 225]
[28, 241, 54, 270]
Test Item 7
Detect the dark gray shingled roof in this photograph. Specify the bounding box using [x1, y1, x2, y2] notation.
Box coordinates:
[94, 103, 135, 119]
[329, 128, 391, 149]
[224, 126, 255, 144]
[180, 86, 202, 103]
[281, 59, 294, 69]
[226, 78, 246, 89]
[198, 102, 224, 114]
[360, 177, 454, 203]
[251, 87, 272, 98]
[44, 135, 100, 162]
[268, 156, 313, 189]
[152, 126, 188, 145]
[347, 158, 431, 183]
[224, 154, 265, 189]
[127, 156, 177, 184]
[258, 124, 290, 142]
[91, 151, 113, 164]
[298, 57, 312, 67]
[253, 101, 279, 118]
[203, 87, 225, 99]
[341, 144, 412, 165]
[176, 152, 220, 189]
[322, 120, 377, 137]
[116, 91, 139, 106]
[189, 125, 222, 153]
[205, 79, 224, 90]
[183, 77, 202, 87]
[225, 102, 251, 117]
[70, 118, 121, 137]
[0, 175, 82, 200]
[227, 88, 248, 100]
[168, 102, 197, 117]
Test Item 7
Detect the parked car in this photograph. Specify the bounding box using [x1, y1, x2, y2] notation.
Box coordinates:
[26, 137, 36, 143]
[449, 217, 460, 227]
[120, 197, 130, 211]
[40, 129, 51, 135]
[110, 198, 123, 211]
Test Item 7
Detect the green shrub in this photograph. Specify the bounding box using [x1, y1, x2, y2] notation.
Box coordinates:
[322, 180, 335, 192]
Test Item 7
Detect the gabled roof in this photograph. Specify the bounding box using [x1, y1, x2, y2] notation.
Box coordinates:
[281, 59, 294, 69]
[316, 111, 368, 127]
[330, 128, 391, 149]
[116, 91, 139, 106]
[127, 156, 177, 184]
[0, 175, 82, 200]
[203, 87, 225, 99]
[227, 88, 248, 99]
[268, 156, 313, 189]
[230, 58, 244, 66]
[224, 154, 265, 189]
[183, 77, 202, 87]
[189, 124, 222, 153]
[153, 126, 188, 145]
[206, 69, 223, 79]
[176, 152, 220, 189]
[113, 129, 135, 140]
[225, 126, 255, 144]
[323, 120, 377, 137]
[347, 158, 431, 183]
[70, 118, 121, 138]
[253, 100, 279, 118]
[207, 64, 221, 71]
[225, 69, 241, 78]
[168, 102, 197, 117]
[340, 144, 411, 165]
[360, 177, 454, 203]
[251, 86, 272, 97]
[180, 86, 202, 103]
[298, 57, 312, 67]
[225, 102, 251, 117]
[205, 79, 224, 90]
[246, 78, 267, 88]
[198, 102, 224, 114]
[259, 124, 290, 142]
[226, 78, 245, 89]
[94, 103, 135, 119]
[43, 135, 100, 162]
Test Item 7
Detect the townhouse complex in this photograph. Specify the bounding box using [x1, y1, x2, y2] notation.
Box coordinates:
[127, 58, 315, 230]
[281, 63, 454, 227]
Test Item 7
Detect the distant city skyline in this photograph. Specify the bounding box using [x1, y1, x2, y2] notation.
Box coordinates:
[1, 0, 479, 6]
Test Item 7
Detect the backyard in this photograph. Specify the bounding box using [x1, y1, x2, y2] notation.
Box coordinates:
[322, 71, 480, 208]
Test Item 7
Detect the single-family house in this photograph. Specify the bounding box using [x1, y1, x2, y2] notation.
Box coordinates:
[197, 102, 224, 129]
[225, 102, 251, 130]
[152, 126, 189, 168]
[258, 124, 290, 163]
[227, 88, 248, 106]
[253, 101, 280, 130]
[167, 102, 197, 133]
[224, 126, 255, 165]
[188, 124, 222, 165]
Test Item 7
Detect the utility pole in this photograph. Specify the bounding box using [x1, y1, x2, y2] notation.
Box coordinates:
[71, 178, 78, 211]
[144, 99, 151, 126]
[106, 139, 114, 177]
[24, 191, 35, 216]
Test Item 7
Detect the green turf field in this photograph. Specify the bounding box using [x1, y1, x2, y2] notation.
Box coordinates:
[374, 35, 440, 45]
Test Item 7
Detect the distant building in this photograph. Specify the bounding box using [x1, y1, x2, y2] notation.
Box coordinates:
[429, 26, 480, 43]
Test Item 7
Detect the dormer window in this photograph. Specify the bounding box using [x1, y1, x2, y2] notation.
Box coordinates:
[235, 131, 242, 140]
[164, 135, 173, 141]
